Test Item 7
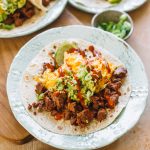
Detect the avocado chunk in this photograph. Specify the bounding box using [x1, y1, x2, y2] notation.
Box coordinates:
[108, 0, 121, 4]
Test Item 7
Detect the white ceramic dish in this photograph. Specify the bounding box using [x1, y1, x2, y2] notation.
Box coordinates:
[7, 25, 148, 149]
[69, 0, 147, 14]
[0, 0, 67, 38]
[91, 10, 134, 40]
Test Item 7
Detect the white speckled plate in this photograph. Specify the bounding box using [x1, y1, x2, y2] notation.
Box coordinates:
[69, 0, 147, 14]
[0, 0, 67, 38]
[7, 25, 148, 149]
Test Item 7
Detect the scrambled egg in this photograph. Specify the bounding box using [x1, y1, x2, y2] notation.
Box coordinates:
[64, 52, 86, 73]
[34, 69, 58, 90]
[34, 48, 116, 94]
[90, 57, 115, 91]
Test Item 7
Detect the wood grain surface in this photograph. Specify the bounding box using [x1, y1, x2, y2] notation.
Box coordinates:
[0, 9, 81, 142]
[0, 2, 150, 150]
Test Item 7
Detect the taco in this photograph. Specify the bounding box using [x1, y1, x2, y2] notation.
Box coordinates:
[21, 39, 131, 135]
[0, 0, 54, 30]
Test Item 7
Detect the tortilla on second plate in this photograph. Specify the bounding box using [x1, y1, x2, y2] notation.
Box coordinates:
[75, 0, 112, 9]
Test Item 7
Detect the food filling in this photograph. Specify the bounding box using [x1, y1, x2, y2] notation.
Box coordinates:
[28, 42, 127, 127]
[97, 14, 132, 39]
[0, 0, 52, 30]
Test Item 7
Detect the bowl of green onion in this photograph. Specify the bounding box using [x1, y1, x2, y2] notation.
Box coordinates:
[91, 10, 133, 40]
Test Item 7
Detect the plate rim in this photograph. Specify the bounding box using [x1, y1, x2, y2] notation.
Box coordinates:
[68, 0, 147, 14]
[7, 25, 149, 149]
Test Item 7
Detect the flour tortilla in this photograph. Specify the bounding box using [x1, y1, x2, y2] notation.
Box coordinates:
[21, 39, 131, 135]
[29, 0, 57, 11]
[29, 0, 47, 11]
[75, 0, 112, 9]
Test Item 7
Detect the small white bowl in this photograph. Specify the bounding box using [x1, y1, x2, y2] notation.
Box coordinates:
[91, 10, 134, 40]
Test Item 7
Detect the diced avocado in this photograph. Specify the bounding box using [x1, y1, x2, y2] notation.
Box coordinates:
[18, 0, 26, 8]
[108, 0, 121, 4]
[36, 93, 44, 101]
[0, 0, 26, 30]
[0, 13, 7, 22]
[66, 80, 78, 101]
[56, 78, 64, 91]
[77, 65, 95, 105]
[0, 23, 14, 30]
[55, 42, 77, 66]
[4, 0, 26, 14]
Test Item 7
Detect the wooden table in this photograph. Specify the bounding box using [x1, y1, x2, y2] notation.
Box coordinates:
[0, 2, 150, 150]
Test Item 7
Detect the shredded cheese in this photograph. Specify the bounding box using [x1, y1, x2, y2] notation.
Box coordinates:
[64, 52, 86, 73]
[34, 69, 58, 90]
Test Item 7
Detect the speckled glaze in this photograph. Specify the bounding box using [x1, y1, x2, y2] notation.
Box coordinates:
[0, 0, 67, 38]
[69, 0, 147, 14]
[7, 25, 148, 150]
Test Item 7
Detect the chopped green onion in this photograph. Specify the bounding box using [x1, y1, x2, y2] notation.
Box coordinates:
[97, 14, 132, 39]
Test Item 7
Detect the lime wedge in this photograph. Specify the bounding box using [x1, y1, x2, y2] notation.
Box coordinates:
[55, 42, 77, 66]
